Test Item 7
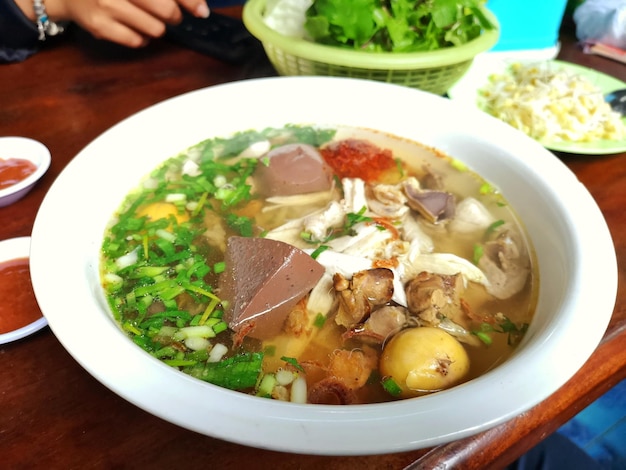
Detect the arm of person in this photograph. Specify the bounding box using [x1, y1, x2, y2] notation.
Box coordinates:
[4, 0, 210, 50]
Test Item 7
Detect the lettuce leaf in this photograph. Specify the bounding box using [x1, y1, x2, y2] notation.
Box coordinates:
[304, 0, 495, 52]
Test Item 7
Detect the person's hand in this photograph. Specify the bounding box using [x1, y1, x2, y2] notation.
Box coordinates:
[47, 0, 210, 47]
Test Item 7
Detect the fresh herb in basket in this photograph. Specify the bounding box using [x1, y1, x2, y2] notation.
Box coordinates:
[304, 0, 495, 52]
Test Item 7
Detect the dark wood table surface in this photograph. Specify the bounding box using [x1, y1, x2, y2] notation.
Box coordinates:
[2, 10, 625, 469]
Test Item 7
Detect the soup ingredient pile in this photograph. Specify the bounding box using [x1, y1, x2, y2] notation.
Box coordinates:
[479, 62, 626, 143]
[101, 125, 535, 405]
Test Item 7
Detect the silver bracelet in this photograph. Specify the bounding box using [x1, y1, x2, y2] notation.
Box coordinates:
[33, 0, 64, 41]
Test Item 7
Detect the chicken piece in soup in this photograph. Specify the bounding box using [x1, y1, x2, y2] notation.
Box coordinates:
[101, 125, 537, 404]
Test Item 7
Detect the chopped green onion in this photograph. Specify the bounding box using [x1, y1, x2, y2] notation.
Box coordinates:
[382, 377, 402, 396]
[394, 157, 405, 177]
[226, 214, 253, 237]
[195, 289, 221, 326]
[485, 219, 505, 237]
[451, 159, 468, 172]
[346, 206, 372, 229]
[473, 330, 493, 346]
[213, 175, 227, 187]
[281, 356, 305, 373]
[473, 244, 484, 265]
[122, 321, 141, 336]
[480, 182, 495, 194]
[213, 261, 226, 274]
[185, 352, 263, 390]
[212, 321, 228, 335]
[174, 325, 216, 340]
[256, 373, 277, 398]
[130, 266, 169, 278]
[164, 359, 197, 367]
[313, 313, 326, 328]
[310, 245, 329, 260]
[192, 191, 209, 216]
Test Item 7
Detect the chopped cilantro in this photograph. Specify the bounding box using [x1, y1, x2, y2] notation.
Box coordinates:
[472, 316, 529, 346]
[226, 214, 254, 237]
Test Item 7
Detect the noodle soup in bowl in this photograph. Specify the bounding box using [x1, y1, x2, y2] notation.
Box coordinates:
[30, 77, 617, 455]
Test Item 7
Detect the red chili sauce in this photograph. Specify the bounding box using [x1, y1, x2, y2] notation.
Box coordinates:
[0, 258, 42, 334]
[0, 158, 37, 190]
[320, 138, 398, 183]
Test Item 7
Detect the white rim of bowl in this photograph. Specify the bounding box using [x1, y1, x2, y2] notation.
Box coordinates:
[0, 137, 52, 199]
[0, 236, 48, 345]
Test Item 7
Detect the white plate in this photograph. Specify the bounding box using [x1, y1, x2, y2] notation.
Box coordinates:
[30, 77, 617, 455]
[0, 236, 47, 344]
[448, 56, 626, 154]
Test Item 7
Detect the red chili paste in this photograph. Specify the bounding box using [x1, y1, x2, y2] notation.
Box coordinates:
[320, 139, 398, 182]
[0, 258, 42, 334]
[0, 158, 37, 190]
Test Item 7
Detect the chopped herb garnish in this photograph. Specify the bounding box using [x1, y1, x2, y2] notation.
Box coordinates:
[473, 244, 484, 265]
[382, 377, 403, 397]
[226, 214, 254, 237]
[310, 245, 329, 260]
[480, 182, 495, 194]
[485, 219, 505, 237]
[345, 206, 373, 231]
[185, 352, 264, 390]
[313, 313, 326, 328]
[471, 316, 529, 346]
[164, 359, 198, 367]
[281, 356, 305, 373]
[472, 324, 494, 346]
[497, 316, 529, 346]
[451, 159, 468, 172]
[395, 157, 405, 177]
[256, 373, 277, 398]
[213, 261, 226, 274]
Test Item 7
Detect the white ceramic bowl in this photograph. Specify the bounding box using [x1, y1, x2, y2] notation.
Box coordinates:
[0, 236, 47, 344]
[0, 137, 51, 207]
[29, 77, 617, 455]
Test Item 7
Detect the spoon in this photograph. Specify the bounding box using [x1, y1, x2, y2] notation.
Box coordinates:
[606, 88, 626, 116]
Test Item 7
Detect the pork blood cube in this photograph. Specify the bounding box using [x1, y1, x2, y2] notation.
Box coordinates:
[253, 143, 334, 196]
[219, 236, 325, 340]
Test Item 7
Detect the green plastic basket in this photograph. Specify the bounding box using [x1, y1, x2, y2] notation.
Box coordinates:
[243, 0, 500, 95]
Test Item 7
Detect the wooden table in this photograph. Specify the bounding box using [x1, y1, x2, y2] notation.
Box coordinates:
[1, 11, 625, 469]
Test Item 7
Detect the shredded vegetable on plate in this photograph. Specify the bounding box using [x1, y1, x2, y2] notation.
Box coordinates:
[479, 62, 626, 143]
